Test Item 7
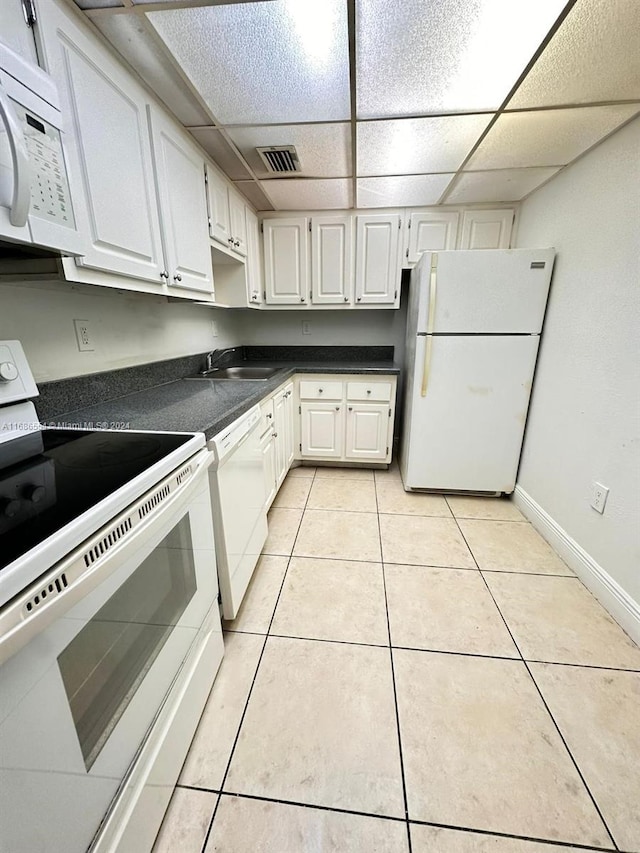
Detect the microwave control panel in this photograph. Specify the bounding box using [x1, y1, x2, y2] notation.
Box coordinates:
[12, 100, 75, 230]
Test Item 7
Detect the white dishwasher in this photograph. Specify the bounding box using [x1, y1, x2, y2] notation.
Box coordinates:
[209, 405, 268, 619]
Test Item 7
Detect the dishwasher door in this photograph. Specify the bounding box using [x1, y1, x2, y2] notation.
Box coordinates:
[209, 410, 268, 619]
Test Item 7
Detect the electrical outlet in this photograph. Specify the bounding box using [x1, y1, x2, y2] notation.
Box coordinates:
[302, 321, 311, 335]
[590, 481, 609, 514]
[73, 319, 94, 352]
[211, 321, 218, 337]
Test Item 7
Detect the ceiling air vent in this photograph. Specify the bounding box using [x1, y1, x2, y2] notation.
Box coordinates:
[256, 145, 301, 174]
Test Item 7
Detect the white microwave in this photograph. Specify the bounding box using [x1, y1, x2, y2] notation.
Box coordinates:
[0, 39, 83, 255]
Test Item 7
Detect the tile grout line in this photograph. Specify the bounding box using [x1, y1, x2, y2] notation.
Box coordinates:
[375, 469, 413, 853]
[199, 468, 318, 852]
[447, 505, 619, 852]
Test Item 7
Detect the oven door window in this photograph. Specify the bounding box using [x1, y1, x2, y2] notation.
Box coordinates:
[57, 518, 196, 771]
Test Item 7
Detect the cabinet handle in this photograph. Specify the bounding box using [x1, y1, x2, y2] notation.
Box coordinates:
[273, 432, 278, 438]
[228, 237, 233, 244]
[366, 389, 371, 395]
[160, 270, 169, 279]
[300, 297, 305, 303]
[173, 273, 182, 282]
[318, 388, 323, 393]
[348, 406, 353, 411]
[357, 296, 362, 302]
[344, 296, 348, 302]
[251, 294, 258, 301]
[335, 406, 340, 411]
[234, 240, 240, 247]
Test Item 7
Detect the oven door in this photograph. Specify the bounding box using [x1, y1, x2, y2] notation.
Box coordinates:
[0, 449, 222, 853]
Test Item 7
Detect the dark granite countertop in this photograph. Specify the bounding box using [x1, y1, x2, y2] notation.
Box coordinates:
[42, 349, 400, 440]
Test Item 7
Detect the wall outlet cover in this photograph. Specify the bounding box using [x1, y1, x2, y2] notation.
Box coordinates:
[590, 481, 609, 514]
[302, 321, 311, 335]
[73, 319, 94, 352]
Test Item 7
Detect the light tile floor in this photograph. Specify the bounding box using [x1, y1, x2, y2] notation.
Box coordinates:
[155, 463, 640, 853]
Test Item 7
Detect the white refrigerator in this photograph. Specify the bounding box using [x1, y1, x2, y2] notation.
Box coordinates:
[399, 248, 555, 494]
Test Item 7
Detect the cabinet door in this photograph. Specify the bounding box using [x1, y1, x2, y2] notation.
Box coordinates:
[405, 211, 459, 265]
[355, 214, 401, 305]
[300, 403, 344, 459]
[311, 216, 352, 305]
[260, 429, 277, 509]
[273, 388, 287, 487]
[282, 384, 295, 469]
[149, 108, 213, 294]
[228, 191, 247, 256]
[345, 404, 390, 461]
[459, 209, 514, 249]
[245, 208, 263, 305]
[263, 218, 309, 305]
[39, 1, 165, 283]
[207, 169, 231, 248]
[0, 0, 38, 64]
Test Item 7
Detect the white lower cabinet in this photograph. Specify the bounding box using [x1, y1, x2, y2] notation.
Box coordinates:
[298, 375, 396, 464]
[260, 382, 294, 508]
[345, 404, 390, 461]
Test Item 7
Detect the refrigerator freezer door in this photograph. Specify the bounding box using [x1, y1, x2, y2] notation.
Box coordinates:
[400, 334, 540, 493]
[415, 248, 555, 334]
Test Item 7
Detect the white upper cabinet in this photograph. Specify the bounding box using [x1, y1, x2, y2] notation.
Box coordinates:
[228, 190, 247, 256]
[355, 214, 402, 305]
[245, 208, 263, 305]
[311, 216, 353, 305]
[207, 169, 247, 256]
[263, 218, 310, 305]
[405, 210, 459, 265]
[149, 107, 213, 294]
[38, 0, 165, 284]
[459, 209, 514, 249]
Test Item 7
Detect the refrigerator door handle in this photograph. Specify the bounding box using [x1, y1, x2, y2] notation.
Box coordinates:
[421, 253, 438, 397]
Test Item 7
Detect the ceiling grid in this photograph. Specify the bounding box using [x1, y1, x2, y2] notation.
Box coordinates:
[79, 0, 640, 210]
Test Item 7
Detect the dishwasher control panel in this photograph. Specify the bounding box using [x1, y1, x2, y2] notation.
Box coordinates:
[210, 406, 261, 464]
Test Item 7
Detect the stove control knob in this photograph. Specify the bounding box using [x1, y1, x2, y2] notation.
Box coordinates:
[0, 361, 18, 382]
[1, 498, 21, 518]
[24, 485, 46, 504]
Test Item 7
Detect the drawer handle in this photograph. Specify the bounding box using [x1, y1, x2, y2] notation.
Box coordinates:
[367, 389, 371, 394]
[318, 388, 323, 393]
[348, 406, 353, 411]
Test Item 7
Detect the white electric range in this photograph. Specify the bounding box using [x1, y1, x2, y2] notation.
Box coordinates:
[0, 341, 223, 852]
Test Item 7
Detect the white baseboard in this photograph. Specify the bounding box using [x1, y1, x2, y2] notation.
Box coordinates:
[513, 485, 640, 646]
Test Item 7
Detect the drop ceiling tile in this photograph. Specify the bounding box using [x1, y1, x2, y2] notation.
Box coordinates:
[91, 14, 212, 127]
[227, 123, 351, 179]
[510, 0, 640, 108]
[234, 181, 275, 212]
[147, 1, 350, 125]
[445, 167, 560, 203]
[261, 179, 352, 210]
[189, 128, 253, 181]
[357, 175, 454, 208]
[357, 115, 493, 176]
[467, 105, 640, 170]
[356, 0, 568, 117]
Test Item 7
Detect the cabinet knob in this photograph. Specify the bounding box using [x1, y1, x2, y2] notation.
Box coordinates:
[0, 361, 18, 382]
[344, 296, 348, 302]
[367, 389, 371, 395]
[173, 273, 182, 282]
[318, 388, 323, 393]
[160, 270, 169, 279]
[234, 240, 240, 247]
[348, 406, 353, 411]
[300, 297, 305, 303]
[228, 237, 233, 244]
[357, 296, 362, 302]
[273, 432, 278, 438]
[335, 406, 340, 411]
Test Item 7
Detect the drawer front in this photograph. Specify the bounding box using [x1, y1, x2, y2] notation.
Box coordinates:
[299, 380, 343, 401]
[346, 381, 393, 402]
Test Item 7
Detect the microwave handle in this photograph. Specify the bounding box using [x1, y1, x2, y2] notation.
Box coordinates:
[0, 83, 31, 227]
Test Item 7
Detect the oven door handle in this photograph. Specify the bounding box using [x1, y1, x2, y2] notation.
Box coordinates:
[0, 448, 214, 666]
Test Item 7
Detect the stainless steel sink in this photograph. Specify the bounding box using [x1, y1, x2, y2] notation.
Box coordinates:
[190, 365, 281, 380]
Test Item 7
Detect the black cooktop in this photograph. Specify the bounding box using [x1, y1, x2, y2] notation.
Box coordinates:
[0, 429, 192, 572]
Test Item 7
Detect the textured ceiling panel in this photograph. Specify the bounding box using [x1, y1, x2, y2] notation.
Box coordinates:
[356, 0, 568, 117]
[234, 181, 275, 211]
[227, 123, 351, 178]
[357, 115, 493, 176]
[91, 14, 212, 127]
[509, 0, 640, 108]
[468, 105, 640, 170]
[262, 178, 352, 210]
[445, 167, 560, 203]
[189, 128, 253, 181]
[147, 0, 350, 125]
[357, 174, 454, 208]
